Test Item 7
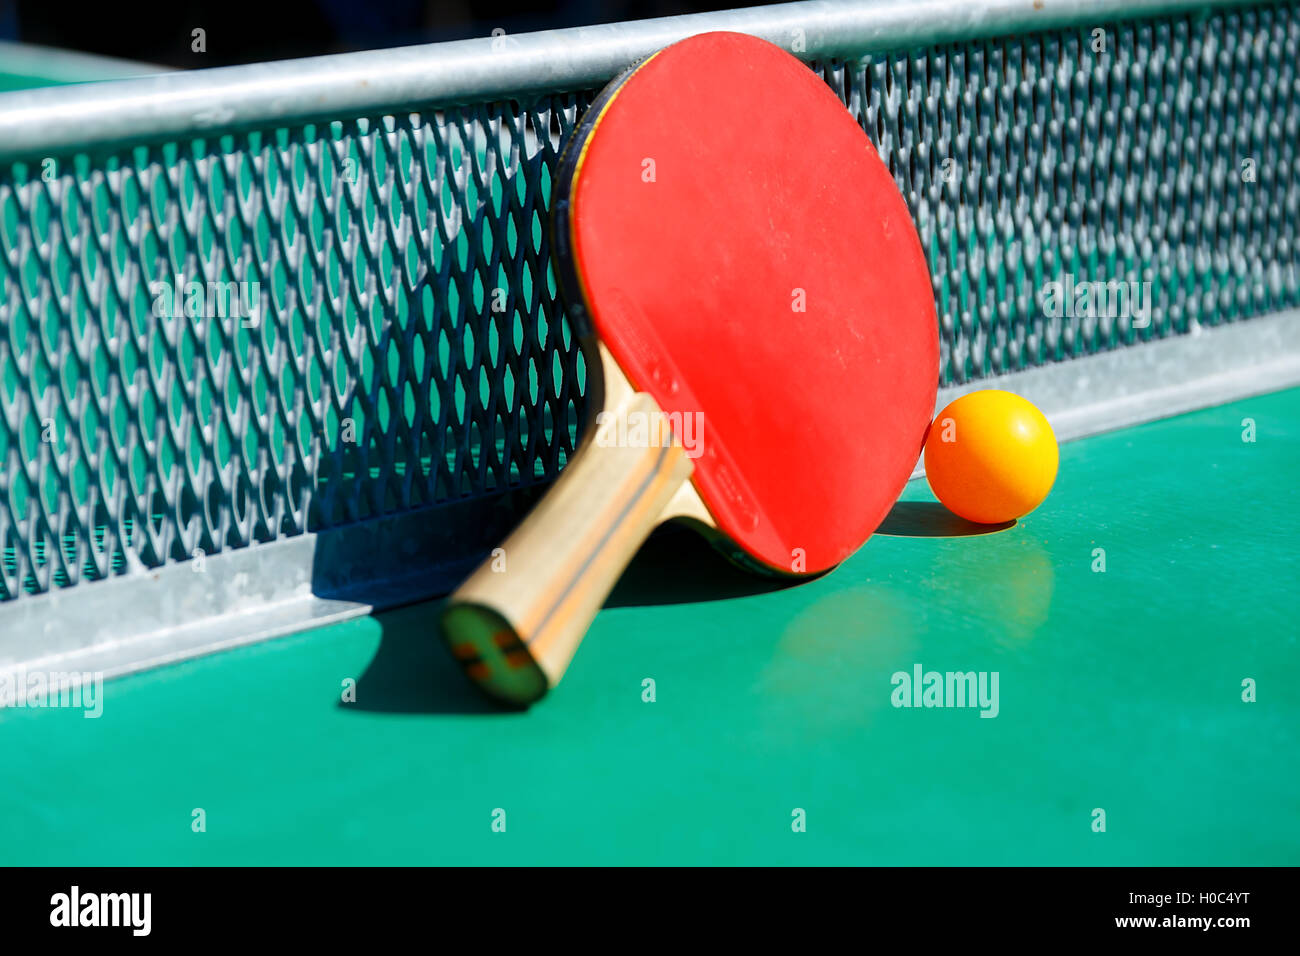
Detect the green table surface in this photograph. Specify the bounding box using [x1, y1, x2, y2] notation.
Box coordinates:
[1, 387, 1296, 865]
[0, 43, 162, 92]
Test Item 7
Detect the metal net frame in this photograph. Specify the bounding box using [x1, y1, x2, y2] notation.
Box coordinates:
[0, 0, 1295, 611]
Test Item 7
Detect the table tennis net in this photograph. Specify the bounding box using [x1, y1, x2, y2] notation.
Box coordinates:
[1, 2, 1296, 604]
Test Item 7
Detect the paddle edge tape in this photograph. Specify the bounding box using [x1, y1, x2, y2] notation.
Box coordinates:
[553, 36, 795, 578]
[550, 42, 781, 572]
[552, 50, 662, 341]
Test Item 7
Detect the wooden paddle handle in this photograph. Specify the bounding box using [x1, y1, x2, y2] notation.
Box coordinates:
[440, 359, 695, 706]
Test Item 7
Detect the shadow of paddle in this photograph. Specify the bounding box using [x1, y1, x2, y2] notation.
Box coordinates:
[342, 503, 1015, 714]
[876, 500, 1015, 537]
[605, 523, 805, 608]
[342, 523, 805, 715]
[344, 600, 517, 715]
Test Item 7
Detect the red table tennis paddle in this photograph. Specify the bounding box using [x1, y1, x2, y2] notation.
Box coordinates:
[440, 31, 938, 705]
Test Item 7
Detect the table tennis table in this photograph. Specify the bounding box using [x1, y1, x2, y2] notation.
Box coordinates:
[0, 0, 1296, 865]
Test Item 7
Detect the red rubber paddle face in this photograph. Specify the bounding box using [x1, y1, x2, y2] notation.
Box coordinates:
[555, 32, 938, 574]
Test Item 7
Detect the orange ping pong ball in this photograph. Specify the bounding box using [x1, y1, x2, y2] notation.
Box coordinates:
[923, 390, 1058, 524]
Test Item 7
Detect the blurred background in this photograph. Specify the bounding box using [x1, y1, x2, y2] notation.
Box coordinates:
[1, 0, 771, 67]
